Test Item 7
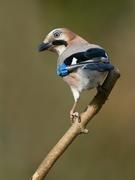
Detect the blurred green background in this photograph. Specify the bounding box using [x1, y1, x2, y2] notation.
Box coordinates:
[1, 0, 135, 179]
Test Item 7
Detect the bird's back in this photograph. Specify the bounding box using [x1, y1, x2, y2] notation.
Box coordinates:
[59, 43, 108, 92]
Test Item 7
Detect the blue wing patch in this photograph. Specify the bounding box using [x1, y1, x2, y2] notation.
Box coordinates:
[57, 63, 68, 77]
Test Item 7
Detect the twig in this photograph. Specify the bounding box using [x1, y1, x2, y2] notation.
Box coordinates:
[30, 67, 120, 180]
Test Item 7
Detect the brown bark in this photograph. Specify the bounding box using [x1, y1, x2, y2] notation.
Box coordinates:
[31, 67, 120, 180]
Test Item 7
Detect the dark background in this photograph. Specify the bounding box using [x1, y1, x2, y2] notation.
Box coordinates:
[1, 0, 135, 179]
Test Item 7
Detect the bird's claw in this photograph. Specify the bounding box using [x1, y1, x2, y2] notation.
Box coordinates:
[70, 112, 88, 134]
[70, 111, 81, 123]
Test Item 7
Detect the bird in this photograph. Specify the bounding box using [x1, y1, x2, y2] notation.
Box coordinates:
[38, 28, 114, 122]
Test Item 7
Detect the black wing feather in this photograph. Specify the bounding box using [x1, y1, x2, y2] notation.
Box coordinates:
[85, 48, 108, 59]
[64, 48, 113, 72]
[64, 48, 108, 65]
[83, 63, 114, 72]
[64, 52, 87, 65]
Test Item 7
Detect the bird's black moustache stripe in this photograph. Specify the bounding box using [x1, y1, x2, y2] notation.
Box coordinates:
[52, 40, 68, 47]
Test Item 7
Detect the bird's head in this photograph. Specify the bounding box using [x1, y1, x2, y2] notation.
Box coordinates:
[38, 28, 85, 55]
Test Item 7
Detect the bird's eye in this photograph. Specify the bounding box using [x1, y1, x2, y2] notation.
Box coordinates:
[53, 31, 61, 38]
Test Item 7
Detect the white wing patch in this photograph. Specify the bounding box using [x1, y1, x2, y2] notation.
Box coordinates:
[71, 57, 78, 65]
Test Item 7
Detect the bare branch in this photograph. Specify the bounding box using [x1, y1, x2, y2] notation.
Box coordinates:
[31, 67, 120, 180]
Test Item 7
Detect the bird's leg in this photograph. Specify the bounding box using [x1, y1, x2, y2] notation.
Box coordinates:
[70, 101, 88, 134]
[70, 101, 81, 123]
[70, 87, 81, 123]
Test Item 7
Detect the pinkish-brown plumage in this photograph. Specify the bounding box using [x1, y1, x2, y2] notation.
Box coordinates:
[38, 28, 113, 121]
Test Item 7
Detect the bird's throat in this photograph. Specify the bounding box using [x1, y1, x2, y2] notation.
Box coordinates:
[54, 45, 67, 55]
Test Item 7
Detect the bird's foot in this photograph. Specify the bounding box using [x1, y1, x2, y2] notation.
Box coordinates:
[70, 111, 80, 123]
[70, 111, 88, 134]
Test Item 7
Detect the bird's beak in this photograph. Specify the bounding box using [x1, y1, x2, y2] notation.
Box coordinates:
[38, 42, 52, 52]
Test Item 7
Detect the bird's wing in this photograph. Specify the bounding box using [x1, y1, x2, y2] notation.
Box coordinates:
[64, 48, 114, 72]
[82, 62, 114, 72]
[84, 48, 109, 62]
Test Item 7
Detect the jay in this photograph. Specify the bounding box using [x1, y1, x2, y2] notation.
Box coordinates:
[38, 28, 114, 122]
